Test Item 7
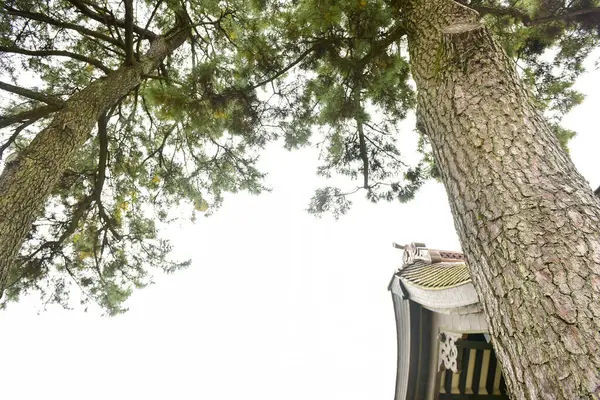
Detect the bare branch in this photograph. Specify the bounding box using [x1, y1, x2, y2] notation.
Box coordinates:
[0, 81, 64, 107]
[0, 45, 112, 74]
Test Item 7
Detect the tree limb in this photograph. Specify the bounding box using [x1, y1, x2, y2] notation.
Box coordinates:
[66, 0, 158, 40]
[250, 44, 319, 90]
[124, 0, 135, 64]
[467, 4, 531, 23]
[0, 120, 35, 161]
[357, 119, 369, 189]
[530, 6, 600, 25]
[95, 112, 122, 240]
[136, 0, 163, 56]
[0, 81, 65, 107]
[0, 46, 112, 74]
[467, 3, 600, 26]
[1, 5, 125, 49]
[356, 24, 407, 67]
[0, 105, 60, 129]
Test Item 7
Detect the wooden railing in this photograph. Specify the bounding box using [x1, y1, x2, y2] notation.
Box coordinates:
[438, 339, 509, 400]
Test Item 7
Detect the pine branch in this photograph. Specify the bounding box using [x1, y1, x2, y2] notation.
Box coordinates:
[124, 0, 135, 64]
[467, 2, 600, 26]
[136, 0, 163, 56]
[95, 112, 122, 240]
[0, 120, 35, 161]
[0, 46, 112, 74]
[66, 0, 158, 40]
[0, 6, 125, 49]
[531, 6, 600, 25]
[250, 44, 319, 90]
[0, 81, 65, 107]
[356, 24, 406, 67]
[357, 120, 369, 189]
[0, 105, 60, 129]
[467, 4, 531, 23]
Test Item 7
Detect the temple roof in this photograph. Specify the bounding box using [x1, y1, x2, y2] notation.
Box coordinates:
[391, 242, 470, 290]
[389, 241, 487, 400]
[398, 261, 470, 290]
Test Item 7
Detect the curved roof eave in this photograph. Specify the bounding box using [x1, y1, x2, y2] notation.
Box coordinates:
[399, 277, 480, 310]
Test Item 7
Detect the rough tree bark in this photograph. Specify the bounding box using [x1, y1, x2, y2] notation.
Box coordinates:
[404, 0, 600, 398]
[0, 28, 188, 296]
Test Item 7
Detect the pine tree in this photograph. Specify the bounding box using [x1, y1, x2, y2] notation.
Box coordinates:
[0, 0, 285, 314]
[266, 0, 600, 398]
[3, 1, 600, 396]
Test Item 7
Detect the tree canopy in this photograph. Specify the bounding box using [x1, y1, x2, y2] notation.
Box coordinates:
[1, 0, 599, 314]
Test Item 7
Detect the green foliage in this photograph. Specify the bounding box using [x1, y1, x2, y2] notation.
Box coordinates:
[263, 0, 423, 217]
[1, 0, 599, 312]
[0, 0, 279, 314]
[286, 0, 599, 213]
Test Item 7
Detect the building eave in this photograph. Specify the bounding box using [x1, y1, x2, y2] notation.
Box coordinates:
[400, 278, 480, 310]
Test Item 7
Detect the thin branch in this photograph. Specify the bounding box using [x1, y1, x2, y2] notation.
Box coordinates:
[467, 4, 531, 23]
[468, 2, 600, 26]
[67, 0, 158, 40]
[85, 35, 126, 58]
[357, 119, 369, 189]
[249, 44, 319, 90]
[339, 186, 363, 196]
[0, 80, 64, 107]
[0, 45, 112, 74]
[1, 6, 125, 49]
[361, 130, 408, 167]
[356, 24, 406, 67]
[94, 112, 121, 240]
[94, 113, 110, 200]
[531, 6, 600, 25]
[141, 124, 176, 166]
[136, 0, 163, 56]
[364, 122, 388, 136]
[24, 195, 95, 264]
[0, 120, 35, 161]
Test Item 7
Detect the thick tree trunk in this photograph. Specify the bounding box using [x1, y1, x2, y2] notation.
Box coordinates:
[405, 0, 600, 398]
[0, 29, 188, 295]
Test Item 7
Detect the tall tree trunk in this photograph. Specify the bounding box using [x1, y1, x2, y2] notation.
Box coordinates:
[404, 0, 600, 398]
[0, 29, 188, 296]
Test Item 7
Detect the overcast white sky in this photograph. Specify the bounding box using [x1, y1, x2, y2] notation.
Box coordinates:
[1, 55, 599, 399]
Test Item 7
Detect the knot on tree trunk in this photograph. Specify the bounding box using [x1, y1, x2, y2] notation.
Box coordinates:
[440, 23, 497, 73]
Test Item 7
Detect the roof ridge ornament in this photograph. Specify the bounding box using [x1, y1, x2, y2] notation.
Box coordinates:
[393, 242, 465, 267]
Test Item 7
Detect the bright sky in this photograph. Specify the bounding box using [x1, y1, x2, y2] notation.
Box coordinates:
[1, 57, 599, 400]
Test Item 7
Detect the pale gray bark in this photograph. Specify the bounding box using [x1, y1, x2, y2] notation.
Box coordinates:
[405, 0, 600, 398]
[0, 28, 188, 296]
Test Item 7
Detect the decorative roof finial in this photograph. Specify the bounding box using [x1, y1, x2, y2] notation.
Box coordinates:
[394, 241, 465, 267]
[403, 242, 430, 266]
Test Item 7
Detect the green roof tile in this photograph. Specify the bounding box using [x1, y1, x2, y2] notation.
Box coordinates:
[398, 262, 471, 290]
